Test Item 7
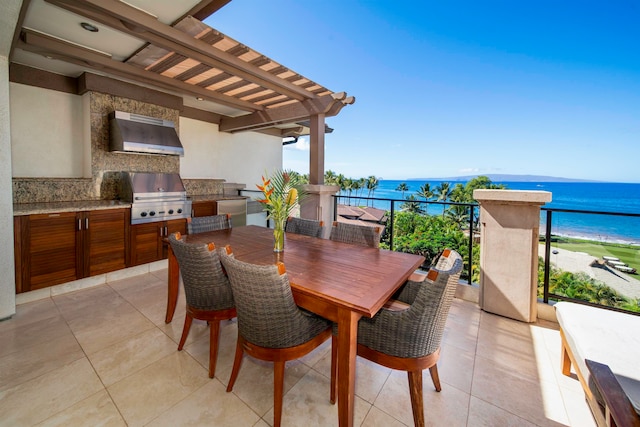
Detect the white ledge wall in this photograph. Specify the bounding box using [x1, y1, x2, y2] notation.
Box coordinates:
[474, 189, 552, 322]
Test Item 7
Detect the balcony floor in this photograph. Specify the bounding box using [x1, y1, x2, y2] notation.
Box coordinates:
[0, 270, 597, 426]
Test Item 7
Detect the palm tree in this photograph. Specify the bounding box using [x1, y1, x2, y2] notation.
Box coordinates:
[445, 204, 470, 226]
[434, 182, 452, 217]
[434, 182, 452, 202]
[358, 178, 366, 198]
[416, 183, 433, 201]
[287, 170, 308, 184]
[324, 170, 337, 186]
[449, 183, 467, 203]
[343, 178, 354, 201]
[395, 182, 409, 199]
[366, 175, 379, 206]
[400, 195, 422, 213]
[351, 178, 362, 205]
[416, 183, 433, 214]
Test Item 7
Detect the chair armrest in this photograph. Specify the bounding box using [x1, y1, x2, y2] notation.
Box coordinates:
[408, 271, 427, 283]
[586, 359, 640, 427]
[382, 299, 410, 312]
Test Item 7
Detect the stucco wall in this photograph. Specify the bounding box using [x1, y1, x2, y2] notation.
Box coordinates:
[0, 0, 20, 319]
[1, 58, 16, 319]
[10, 83, 85, 178]
[10, 85, 284, 199]
[179, 117, 283, 188]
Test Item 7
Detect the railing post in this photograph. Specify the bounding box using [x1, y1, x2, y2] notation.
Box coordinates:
[468, 205, 474, 282]
[300, 184, 340, 238]
[389, 201, 395, 251]
[543, 210, 553, 303]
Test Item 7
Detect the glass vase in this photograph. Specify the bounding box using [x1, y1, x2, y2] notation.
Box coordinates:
[273, 220, 285, 252]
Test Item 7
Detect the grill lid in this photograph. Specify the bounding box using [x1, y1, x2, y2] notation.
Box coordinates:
[119, 172, 187, 202]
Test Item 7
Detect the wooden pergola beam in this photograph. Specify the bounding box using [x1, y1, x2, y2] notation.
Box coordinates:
[255, 126, 305, 138]
[183, 0, 231, 21]
[219, 93, 354, 133]
[45, 0, 316, 102]
[18, 29, 259, 111]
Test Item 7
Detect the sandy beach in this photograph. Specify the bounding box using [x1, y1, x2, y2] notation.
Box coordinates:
[540, 244, 640, 300]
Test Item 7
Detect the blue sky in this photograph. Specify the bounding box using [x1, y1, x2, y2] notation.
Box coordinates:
[207, 1, 640, 183]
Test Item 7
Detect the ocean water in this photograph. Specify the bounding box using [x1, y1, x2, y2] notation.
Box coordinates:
[337, 180, 640, 245]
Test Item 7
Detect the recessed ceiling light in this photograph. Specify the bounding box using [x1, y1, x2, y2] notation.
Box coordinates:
[80, 22, 99, 32]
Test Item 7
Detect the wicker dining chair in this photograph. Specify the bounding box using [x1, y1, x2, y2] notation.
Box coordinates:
[329, 221, 381, 248]
[187, 213, 232, 234]
[331, 249, 463, 427]
[219, 247, 332, 427]
[168, 232, 236, 378]
[285, 216, 324, 238]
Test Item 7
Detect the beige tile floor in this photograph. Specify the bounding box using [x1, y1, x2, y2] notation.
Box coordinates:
[0, 270, 597, 427]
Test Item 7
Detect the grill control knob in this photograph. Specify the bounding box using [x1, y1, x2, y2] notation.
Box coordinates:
[149, 211, 156, 216]
[168, 209, 174, 214]
[140, 212, 147, 217]
[177, 209, 183, 214]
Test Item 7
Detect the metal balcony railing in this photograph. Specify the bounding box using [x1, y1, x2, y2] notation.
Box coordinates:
[241, 189, 640, 315]
[540, 207, 640, 315]
[333, 195, 478, 283]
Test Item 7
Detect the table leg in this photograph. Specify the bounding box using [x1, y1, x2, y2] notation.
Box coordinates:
[165, 246, 179, 323]
[337, 308, 361, 427]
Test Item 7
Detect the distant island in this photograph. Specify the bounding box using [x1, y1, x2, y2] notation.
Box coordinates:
[407, 174, 600, 183]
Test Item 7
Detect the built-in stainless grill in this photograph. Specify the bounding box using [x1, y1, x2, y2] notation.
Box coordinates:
[119, 172, 192, 224]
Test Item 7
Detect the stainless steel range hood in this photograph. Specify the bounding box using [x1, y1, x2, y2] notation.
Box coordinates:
[109, 111, 184, 156]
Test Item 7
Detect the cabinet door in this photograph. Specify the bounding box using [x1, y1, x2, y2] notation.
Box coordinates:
[163, 219, 187, 258]
[129, 222, 162, 266]
[27, 212, 81, 291]
[166, 219, 187, 237]
[191, 201, 216, 217]
[85, 209, 128, 276]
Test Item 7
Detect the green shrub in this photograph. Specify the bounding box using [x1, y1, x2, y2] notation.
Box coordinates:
[382, 211, 480, 282]
[537, 257, 640, 313]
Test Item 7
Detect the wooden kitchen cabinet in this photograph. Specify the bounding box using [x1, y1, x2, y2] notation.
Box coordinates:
[84, 209, 128, 277]
[128, 219, 186, 266]
[13, 208, 129, 293]
[191, 200, 216, 217]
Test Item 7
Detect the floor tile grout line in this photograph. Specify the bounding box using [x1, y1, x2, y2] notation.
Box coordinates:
[40, 294, 132, 426]
[465, 308, 482, 426]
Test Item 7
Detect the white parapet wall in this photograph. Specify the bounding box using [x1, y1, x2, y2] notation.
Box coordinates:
[300, 184, 340, 239]
[474, 189, 552, 322]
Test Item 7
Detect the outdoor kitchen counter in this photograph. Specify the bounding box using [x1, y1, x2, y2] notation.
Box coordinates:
[187, 194, 248, 202]
[13, 200, 131, 216]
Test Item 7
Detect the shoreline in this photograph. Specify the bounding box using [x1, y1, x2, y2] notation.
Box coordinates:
[540, 244, 640, 300]
[543, 232, 640, 247]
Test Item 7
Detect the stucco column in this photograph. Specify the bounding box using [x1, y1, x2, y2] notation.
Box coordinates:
[0, 0, 19, 319]
[308, 114, 325, 185]
[473, 190, 552, 322]
[300, 184, 339, 239]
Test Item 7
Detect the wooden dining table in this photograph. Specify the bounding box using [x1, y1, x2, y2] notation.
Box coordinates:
[164, 225, 424, 427]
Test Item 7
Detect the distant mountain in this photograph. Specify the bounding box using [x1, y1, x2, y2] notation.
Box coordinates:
[408, 174, 600, 183]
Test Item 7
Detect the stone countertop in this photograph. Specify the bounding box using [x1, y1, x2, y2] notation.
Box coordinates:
[14, 195, 248, 215]
[14, 200, 131, 216]
[188, 195, 248, 202]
